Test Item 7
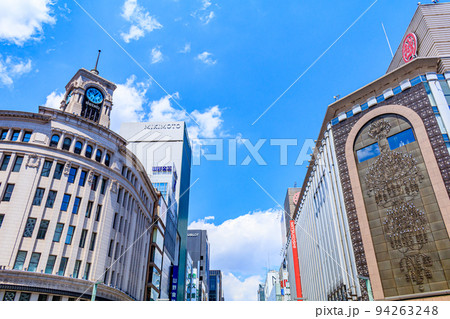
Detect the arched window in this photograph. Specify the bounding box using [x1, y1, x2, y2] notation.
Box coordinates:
[105, 153, 111, 167]
[74, 141, 83, 154]
[62, 137, 72, 151]
[50, 134, 60, 147]
[85, 145, 93, 158]
[95, 149, 102, 162]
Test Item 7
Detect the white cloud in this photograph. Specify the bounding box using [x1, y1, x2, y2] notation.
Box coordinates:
[190, 105, 223, 138]
[146, 93, 224, 141]
[0, 0, 56, 45]
[196, 51, 217, 65]
[188, 208, 282, 300]
[121, 0, 162, 43]
[44, 90, 64, 109]
[222, 273, 262, 301]
[179, 43, 191, 54]
[200, 11, 215, 25]
[151, 46, 163, 64]
[192, 0, 215, 25]
[0, 55, 33, 86]
[110, 75, 148, 131]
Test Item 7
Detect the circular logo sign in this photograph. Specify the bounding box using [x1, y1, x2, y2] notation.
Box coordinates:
[402, 33, 417, 63]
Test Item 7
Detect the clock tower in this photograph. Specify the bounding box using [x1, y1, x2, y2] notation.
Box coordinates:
[60, 66, 117, 129]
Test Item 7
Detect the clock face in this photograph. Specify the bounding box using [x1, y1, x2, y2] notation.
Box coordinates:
[66, 90, 73, 104]
[86, 87, 104, 104]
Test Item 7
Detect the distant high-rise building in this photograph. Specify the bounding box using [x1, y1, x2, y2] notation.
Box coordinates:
[186, 229, 210, 300]
[208, 270, 223, 301]
[257, 284, 265, 301]
[120, 122, 192, 300]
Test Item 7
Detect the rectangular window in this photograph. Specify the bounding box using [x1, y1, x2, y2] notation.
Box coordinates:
[83, 263, 91, 280]
[53, 163, 64, 180]
[91, 175, 99, 191]
[95, 204, 102, 222]
[72, 197, 81, 214]
[28, 252, 41, 272]
[45, 190, 57, 208]
[85, 201, 93, 218]
[79, 170, 87, 186]
[3, 291, 16, 301]
[0, 129, 8, 140]
[117, 188, 122, 203]
[113, 213, 118, 229]
[79, 229, 88, 248]
[19, 293, 31, 301]
[11, 130, 20, 141]
[58, 257, 68, 276]
[0, 154, 11, 171]
[67, 167, 78, 183]
[73, 260, 81, 279]
[32, 188, 45, 206]
[53, 223, 64, 242]
[104, 269, 109, 284]
[41, 160, 52, 177]
[13, 251, 27, 270]
[356, 143, 381, 163]
[89, 232, 97, 251]
[108, 240, 114, 257]
[65, 226, 75, 245]
[23, 218, 36, 237]
[45, 255, 57, 274]
[52, 296, 61, 301]
[36, 220, 50, 239]
[2, 183, 14, 201]
[12, 156, 23, 172]
[38, 294, 48, 301]
[114, 243, 119, 260]
[0, 214, 4, 228]
[119, 217, 123, 233]
[100, 178, 107, 195]
[387, 128, 416, 150]
[22, 131, 32, 142]
[60, 194, 71, 211]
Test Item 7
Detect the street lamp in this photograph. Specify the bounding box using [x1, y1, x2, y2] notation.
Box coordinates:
[358, 275, 374, 301]
[91, 280, 103, 301]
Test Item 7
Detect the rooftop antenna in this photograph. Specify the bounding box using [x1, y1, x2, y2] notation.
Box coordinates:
[91, 50, 101, 75]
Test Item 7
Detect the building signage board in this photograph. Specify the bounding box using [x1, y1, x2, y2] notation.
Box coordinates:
[152, 166, 172, 173]
[402, 33, 418, 63]
[171, 266, 179, 301]
[290, 220, 303, 301]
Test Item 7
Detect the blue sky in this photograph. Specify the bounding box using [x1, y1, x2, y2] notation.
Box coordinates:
[0, 0, 436, 300]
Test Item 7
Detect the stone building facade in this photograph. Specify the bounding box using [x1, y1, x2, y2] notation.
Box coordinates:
[0, 68, 164, 301]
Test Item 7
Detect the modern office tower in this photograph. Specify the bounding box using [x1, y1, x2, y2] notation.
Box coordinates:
[263, 270, 280, 301]
[120, 121, 192, 300]
[208, 270, 223, 301]
[289, 2, 450, 301]
[186, 229, 210, 300]
[0, 67, 163, 301]
[257, 283, 265, 301]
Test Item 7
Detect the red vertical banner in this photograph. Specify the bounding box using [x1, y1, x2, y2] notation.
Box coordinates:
[290, 220, 303, 301]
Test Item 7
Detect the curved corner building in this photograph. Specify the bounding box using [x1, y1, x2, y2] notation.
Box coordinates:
[0, 67, 164, 301]
[289, 3, 450, 301]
